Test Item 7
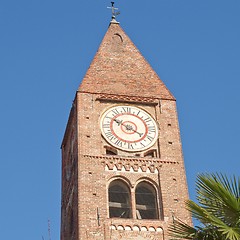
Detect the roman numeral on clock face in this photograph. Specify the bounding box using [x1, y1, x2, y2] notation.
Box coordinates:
[128, 143, 134, 149]
[147, 135, 154, 141]
[148, 126, 156, 133]
[144, 117, 152, 123]
[115, 139, 123, 147]
[100, 105, 159, 152]
[105, 131, 114, 140]
[102, 124, 110, 128]
[111, 109, 119, 116]
[122, 107, 131, 113]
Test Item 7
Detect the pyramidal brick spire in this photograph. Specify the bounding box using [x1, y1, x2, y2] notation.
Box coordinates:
[78, 22, 175, 100]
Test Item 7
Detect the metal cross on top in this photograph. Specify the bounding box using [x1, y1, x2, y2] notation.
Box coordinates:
[107, 2, 120, 23]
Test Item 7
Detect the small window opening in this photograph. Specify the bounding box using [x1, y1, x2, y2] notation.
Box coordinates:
[113, 33, 123, 42]
[105, 146, 117, 155]
[135, 182, 158, 219]
[106, 149, 117, 155]
[144, 150, 156, 158]
[108, 180, 131, 218]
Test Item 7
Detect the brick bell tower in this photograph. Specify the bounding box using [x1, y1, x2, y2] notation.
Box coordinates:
[60, 3, 191, 240]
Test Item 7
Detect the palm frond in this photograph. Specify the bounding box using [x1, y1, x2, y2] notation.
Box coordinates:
[168, 218, 223, 240]
[196, 173, 240, 225]
[168, 173, 240, 240]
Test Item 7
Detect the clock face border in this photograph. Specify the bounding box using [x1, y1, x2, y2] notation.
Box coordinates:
[100, 105, 159, 152]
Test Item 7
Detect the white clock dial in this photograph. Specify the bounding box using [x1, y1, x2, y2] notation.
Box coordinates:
[100, 105, 158, 152]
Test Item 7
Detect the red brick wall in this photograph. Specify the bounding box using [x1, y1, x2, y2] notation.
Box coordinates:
[60, 22, 191, 240]
[60, 92, 191, 240]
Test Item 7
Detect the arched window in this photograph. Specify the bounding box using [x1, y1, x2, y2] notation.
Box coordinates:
[135, 182, 158, 219]
[108, 180, 131, 218]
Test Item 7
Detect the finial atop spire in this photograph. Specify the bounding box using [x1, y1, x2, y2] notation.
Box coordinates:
[107, 2, 120, 23]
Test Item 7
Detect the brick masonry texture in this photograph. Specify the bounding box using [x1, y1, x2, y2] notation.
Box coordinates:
[79, 23, 174, 100]
[60, 22, 191, 240]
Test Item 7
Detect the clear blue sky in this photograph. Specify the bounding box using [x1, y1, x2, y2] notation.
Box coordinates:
[0, 1, 239, 239]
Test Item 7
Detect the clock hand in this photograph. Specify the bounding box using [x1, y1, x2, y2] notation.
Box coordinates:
[123, 124, 143, 137]
[128, 126, 143, 137]
[113, 118, 123, 126]
[136, 131, 143, 137]
[113, 118, 143, 137]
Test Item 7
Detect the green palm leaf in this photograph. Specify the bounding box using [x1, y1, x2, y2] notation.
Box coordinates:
[168, 173, 240, 240]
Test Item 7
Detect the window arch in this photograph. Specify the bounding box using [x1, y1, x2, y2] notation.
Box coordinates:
[135, 181, 158, 219]
[108, 180, 132, 218]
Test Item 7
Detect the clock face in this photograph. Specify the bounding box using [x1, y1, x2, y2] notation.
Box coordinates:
[100, 105, 158, 152]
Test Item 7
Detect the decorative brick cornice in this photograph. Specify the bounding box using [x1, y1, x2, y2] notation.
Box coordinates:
[109, 224, 163, 233]
[96, 93, 158, 104]
[83, 154, 179, 164]
[82, 154, 179, 174]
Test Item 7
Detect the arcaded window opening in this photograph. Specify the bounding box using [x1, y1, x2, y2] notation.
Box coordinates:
[135, 182, 158, 219]
[108, 180, 132, 218]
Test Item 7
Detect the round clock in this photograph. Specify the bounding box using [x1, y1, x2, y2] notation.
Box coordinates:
[100, 105, 158, 152]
